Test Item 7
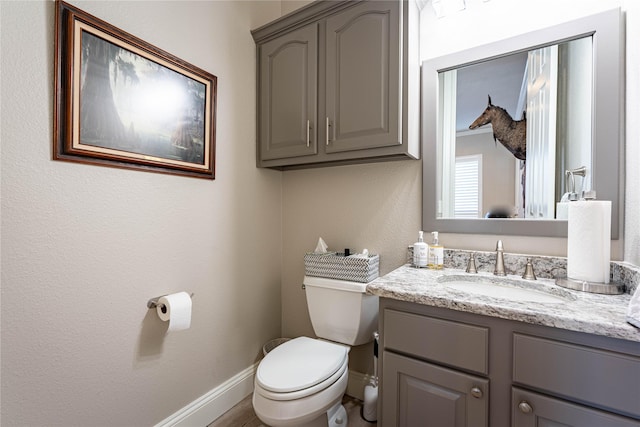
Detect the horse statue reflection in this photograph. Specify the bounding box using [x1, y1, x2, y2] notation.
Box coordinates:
[469, 95, 526, 161]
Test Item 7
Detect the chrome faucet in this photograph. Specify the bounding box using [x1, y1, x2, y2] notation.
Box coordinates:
[494, 240, 506, 276]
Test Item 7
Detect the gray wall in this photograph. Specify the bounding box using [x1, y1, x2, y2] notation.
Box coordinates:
[1, 1, 283, 425]
[456, 131, 517, 217]
[281, 161, 422, 371]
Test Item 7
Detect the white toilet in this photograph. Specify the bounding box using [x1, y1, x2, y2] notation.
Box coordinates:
[252, 276, 379, 427]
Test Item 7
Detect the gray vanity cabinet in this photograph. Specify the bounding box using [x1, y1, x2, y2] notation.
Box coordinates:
[383, 351, 489, 426]
[378, 298, 640, 427]
[252, 0, 419, 169]
[381, 306, 490, 426]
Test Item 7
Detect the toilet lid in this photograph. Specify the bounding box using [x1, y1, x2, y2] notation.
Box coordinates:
[256, 337, 348, 393]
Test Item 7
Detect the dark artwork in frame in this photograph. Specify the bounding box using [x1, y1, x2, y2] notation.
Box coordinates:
[54, 1, 217, 179]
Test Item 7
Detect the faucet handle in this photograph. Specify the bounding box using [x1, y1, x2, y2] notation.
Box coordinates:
[522, 258, 537, 280]
[466, 252, 478, 274]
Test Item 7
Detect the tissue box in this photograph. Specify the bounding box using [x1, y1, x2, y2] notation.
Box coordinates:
[304, 252, 379, 283]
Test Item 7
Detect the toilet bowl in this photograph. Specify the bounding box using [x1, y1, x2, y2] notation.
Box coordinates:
[253, 277, 378, 427]
[253, 337, 349, 427]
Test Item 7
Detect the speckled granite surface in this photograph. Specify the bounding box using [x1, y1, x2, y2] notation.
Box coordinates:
[367, 262, 640, 343]
[442, 248, 639, 294]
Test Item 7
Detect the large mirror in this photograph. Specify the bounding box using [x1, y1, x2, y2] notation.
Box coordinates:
[422, 8, 623, 238]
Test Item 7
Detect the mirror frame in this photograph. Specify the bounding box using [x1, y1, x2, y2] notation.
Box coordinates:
[422, 8, 623, 238]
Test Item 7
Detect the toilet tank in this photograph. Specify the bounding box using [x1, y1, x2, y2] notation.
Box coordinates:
[303, 276, 379, 346]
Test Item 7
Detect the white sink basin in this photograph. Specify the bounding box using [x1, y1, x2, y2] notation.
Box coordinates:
[440, 277, 570, 304]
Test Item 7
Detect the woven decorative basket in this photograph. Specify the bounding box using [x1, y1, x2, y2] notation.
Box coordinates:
[304, 252, 379, 283]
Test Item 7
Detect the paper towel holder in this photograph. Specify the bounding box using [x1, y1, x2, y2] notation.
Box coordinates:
[147, 293, 194, 311]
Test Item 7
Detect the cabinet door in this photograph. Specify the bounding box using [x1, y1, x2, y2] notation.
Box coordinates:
[512, 388, 640, 427]
[259, 24, 317, 160]
[325, 1, 401, 153]
[382, 351, 489, 427]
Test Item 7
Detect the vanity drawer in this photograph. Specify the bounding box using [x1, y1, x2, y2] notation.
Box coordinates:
[512, 387, 640, 427]
[513, 333, 640, 418]
[383, 309, 489, 374]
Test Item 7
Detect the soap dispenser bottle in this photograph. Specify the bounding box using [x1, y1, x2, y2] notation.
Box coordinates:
[413, 231, 428, 268]
[428, 231, 444, 270]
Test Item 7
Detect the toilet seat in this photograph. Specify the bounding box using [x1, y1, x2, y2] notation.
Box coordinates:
[255, 337, 348, 401]
[253, 364, 349, 427]
[255, 358, 348, 401]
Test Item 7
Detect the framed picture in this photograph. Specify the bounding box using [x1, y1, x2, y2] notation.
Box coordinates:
[54, 1, 217, 179]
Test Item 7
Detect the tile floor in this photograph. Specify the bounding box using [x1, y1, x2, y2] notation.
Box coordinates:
[208, 394, 377, 427]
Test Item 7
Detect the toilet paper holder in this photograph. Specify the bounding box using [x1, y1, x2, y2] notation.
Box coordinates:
[147, 293, 194, 312]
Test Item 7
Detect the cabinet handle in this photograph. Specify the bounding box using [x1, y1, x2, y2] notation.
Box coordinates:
[306, 120, 310, 147]
[470, 387, 483, 399]
[326, 117, 330, 146]
[518, 401, 533, 414]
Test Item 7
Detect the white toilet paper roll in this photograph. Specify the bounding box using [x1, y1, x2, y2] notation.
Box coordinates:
[157, 292, 192, 331]
[567, 200, 611, 283]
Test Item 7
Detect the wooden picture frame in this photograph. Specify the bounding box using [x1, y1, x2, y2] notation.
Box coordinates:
[54, 1, 217, 179]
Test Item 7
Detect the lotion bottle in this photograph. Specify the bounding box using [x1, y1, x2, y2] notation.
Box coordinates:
[428, 231, 444, 270]
[413, 231, 428, 268]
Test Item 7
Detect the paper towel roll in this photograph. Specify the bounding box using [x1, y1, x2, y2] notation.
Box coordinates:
[567, 200, 611, 283]
[157, 292, 192, 331]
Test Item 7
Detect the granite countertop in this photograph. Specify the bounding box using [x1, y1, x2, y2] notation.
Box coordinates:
[367, 264, 640, 343]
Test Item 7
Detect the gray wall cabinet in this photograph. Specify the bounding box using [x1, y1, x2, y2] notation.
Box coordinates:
[252, 0, 420, 169]
[258, 24, 318, 161]
[378, 298, 640, 427]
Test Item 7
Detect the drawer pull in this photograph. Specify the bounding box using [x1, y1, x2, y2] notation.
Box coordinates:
[518, 401, 533, 414]
[470, 387, 483, 399]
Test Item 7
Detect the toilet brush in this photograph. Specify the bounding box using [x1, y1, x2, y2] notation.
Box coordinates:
[362, 332, 378, 422]
[363, 382, 378, 422]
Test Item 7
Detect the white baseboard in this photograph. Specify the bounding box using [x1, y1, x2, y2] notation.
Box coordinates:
[346, 370, 375, 401]
[155, 365, 373, 426]
[154, 362, 258, 427]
